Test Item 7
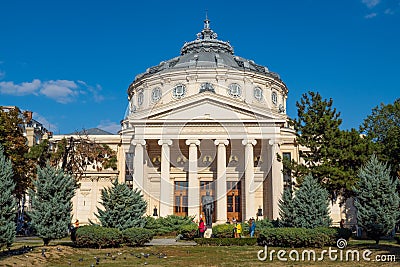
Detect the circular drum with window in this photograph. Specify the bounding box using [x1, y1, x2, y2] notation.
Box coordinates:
[151, 87, 162, 102]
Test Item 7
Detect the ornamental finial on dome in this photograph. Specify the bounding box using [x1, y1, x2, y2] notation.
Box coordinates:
[196, 13, 218, 40]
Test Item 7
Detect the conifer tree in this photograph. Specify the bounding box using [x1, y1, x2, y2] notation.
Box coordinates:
[0, 144, 17, 249]
[95, 180, 147, 230]
[292, 174, 332, 228]
[354, 155, 400, 244]
[29, 164, 77, 245]
[278, 188, 295, 227]
[290, 91, 371, 198]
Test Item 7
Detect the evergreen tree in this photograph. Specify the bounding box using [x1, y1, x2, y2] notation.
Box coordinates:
[0, 144, 17, 249]
[353, 155, 400, 244]
[361, 99, 400, 179]
[292, 174, 332, 228]
[278, 188, 295, 227]
[95, 180, 147, 230]
[290, 91, 371, 198]
[29, 164, 77, 245]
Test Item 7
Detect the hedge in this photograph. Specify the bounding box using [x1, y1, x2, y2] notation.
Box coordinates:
[258, 228, 330, 248]
[75, 225, 122, 249]
[195, 238, 257, 246]
[257, 227, 352, 248]
[212, 224, 235, 238]
[178, 223, 198, 240]
[122, 227, 154, 246]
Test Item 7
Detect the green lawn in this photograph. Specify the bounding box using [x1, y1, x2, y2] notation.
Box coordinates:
[1, 238, 399, 266]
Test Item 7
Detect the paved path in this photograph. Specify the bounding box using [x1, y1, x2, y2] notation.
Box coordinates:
[145, 238, 197, 246]
[16, 236, 197, 246]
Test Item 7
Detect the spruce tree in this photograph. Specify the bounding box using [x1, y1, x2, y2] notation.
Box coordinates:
[29, 164, 77, 245]
[0, 144, 17, 249]
[354, 155, 400, 244]
[292, 174, 332, 228]
[278, 188, 295, 227]
[95, 180, 147, 230]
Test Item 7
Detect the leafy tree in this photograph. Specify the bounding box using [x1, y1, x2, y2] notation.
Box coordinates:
[292, 174, 332, 228]
[50, 132, 117, 178]
[0, 107, 34, 201]
[361, 99, 400, 179]
[0, 144, 17, 249]
[95, 180, 147, 230]
[29, 164, 77, 245]
[289, 91, 371, 198]
[278, 188, 295, 227]
[353, 155, 400, 244]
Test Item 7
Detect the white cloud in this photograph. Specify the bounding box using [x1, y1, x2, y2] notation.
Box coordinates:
[97, 120, 121, 134]
[365, 12, 378, 18]
[0, 79, 41, 95]
[384, 8, 395, 14]
[0, 79, 104, 104]
[362, 0, 381, 8]
[40, 80, 80, 104]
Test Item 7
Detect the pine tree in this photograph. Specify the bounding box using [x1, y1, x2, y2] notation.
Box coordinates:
[29, 164, 77, 245]
[278, 188, 295, 227]
[95, 180, 147, 230]
[292, 174, 332, 228]
[0, 144, 17, 249]
[354, 155, 400, 244]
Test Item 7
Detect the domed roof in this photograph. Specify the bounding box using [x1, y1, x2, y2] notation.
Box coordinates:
[134, 18, 282, 82]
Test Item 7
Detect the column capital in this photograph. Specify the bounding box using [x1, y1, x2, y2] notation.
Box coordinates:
[242, 139, 257, 146]
[132, 139, 146, 146]
[158, 139, 173, 146]
[214, 139, 229, 146]
[185, 139, 200, 146]
[268, 139, 282, 146]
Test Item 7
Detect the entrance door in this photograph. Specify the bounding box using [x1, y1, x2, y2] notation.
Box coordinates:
[174, 181, 188, 217]
[227, 181, 241, 222]
[199, 181, 216, 222]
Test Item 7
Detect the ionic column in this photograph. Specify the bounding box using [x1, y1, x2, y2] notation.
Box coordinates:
[242, 139, 257, 221]
[132, 139, 146, 190]
[186, 139, 200, 218]
[158, 139, 173, 217]
[214, 139, 229, 223]
[269, 139, 283, 219]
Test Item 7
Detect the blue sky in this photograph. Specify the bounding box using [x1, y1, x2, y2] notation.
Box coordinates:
[1, 0, 399, 134]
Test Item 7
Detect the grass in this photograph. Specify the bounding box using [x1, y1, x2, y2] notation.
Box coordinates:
[1, 237, 399, 266]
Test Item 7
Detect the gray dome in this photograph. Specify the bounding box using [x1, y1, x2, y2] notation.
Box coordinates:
[134, 18, 281, 82]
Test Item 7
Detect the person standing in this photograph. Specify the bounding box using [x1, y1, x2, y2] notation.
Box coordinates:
[198, 218, 206, 238]
[250, 218, 256, 237]
[236, 222, 242, 238]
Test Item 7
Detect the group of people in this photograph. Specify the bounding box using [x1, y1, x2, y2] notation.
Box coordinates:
[198, 216, 256, 238]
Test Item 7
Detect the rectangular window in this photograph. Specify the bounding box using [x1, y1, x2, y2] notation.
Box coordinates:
[125, 153, 134, 182]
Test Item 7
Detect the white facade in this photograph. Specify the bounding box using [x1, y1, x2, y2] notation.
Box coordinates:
[119, 19, 297, 223]
[64, 19, 352, 226]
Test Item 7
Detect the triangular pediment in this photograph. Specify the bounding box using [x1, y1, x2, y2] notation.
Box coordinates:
[129, 92, 285, 122]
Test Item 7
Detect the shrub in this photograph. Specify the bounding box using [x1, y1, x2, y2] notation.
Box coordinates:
[75, 225, 122, 248]
[178, 224, 198, 240]
[212, 224, 235, 238]
[258, 228, 330, 248]
[144, 215, 195, 236]
[256, 218, 274, 230]
[315, 227, 352, 245]
[195, 238, 257, 246]
[122, 227, 154, 246]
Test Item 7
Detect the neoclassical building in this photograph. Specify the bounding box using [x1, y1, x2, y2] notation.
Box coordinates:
[119, 18, 298, 224]
[60, 19, 352, 226]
